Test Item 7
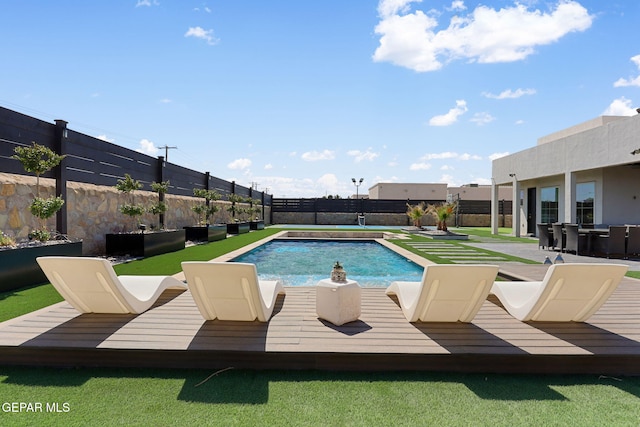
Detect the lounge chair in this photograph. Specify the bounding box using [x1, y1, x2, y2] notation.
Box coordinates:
[181, 262, 285, 321]
[36, 256, 187, 314]
[385, 264, 499, 322]
[490, 263, 628, 322]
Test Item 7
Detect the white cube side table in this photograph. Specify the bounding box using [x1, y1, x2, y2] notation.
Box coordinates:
[315, 278, 361, 326]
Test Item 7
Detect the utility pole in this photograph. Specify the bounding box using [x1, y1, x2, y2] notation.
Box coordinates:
[158, 145, 177, 162]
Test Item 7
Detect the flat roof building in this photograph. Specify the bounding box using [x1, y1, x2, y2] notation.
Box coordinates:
[491, 114, 640, 236]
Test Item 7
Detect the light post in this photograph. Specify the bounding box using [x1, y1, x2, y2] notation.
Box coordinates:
[352, 177, 363, 218]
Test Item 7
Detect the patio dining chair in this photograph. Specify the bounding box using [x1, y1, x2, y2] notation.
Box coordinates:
[626, 226, 640, 259]
[537, 223, 553, 250]
[385, 264, 499, 322]
[36, 256, 187, 314]
[564, 224, 588, 255]
[593, 226, 627, 258]
[551, 223, 565, 252]
[490, 263, 628, 322]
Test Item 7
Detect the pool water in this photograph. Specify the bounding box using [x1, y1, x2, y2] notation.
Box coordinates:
[231, 239, 424, 287]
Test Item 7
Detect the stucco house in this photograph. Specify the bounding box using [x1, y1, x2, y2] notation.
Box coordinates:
[491, 114, 640, 236]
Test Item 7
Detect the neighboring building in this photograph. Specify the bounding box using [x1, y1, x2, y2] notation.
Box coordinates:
[368, 182, 448, 200]
[491, 114, 640, 236]
[368, 182, 512, 201]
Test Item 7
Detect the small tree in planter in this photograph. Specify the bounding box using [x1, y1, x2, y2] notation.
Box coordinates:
[406, 202, 426, 228]
[427, 202, 456, 231]
[115, 173, 145, 232]
[249, 198, 262, 220]
[226, 194, 245, 221]
[149, 180, 169, 230]
[12, 142, 66, 242]
[191, 189, 221, 225]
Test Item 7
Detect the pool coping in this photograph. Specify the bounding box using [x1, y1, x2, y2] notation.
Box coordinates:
[209, 230, 432, 268]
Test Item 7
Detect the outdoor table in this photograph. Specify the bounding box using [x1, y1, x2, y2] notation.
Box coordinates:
[315, 278, 361, 326]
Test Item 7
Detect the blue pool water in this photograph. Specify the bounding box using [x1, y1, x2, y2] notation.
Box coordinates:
[231, 239, 424, 287]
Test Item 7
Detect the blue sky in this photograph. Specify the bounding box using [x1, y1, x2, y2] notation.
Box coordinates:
[2, 0, 640, 197]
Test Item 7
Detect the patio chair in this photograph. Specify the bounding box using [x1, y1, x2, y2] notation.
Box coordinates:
[36, 256, 187, 314]
[551, 223, 565, 252]
[564, 224, 588, 255]
[627, 226, 640, 259]
[385, 264, 499, 322]
[490, 263, 628, 322]
[181, 262, 285, 321]
[593, 226, 627, 258]
[537, 223, 553, 250]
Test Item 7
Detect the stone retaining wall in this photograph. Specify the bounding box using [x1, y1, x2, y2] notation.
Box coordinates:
[0, 173, 269, 255]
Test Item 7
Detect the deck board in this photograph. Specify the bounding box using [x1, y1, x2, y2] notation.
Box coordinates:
[1, 266, 640, 374]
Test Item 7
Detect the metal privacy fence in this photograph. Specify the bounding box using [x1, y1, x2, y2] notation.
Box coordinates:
[0, 106, 272, 232]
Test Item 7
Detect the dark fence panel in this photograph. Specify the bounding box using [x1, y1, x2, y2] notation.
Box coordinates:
[0, 106, 270, 203]
[272, 198, 512, 216]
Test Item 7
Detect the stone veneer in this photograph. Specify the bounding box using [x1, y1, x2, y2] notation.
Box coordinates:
[0, 173, 268, 255]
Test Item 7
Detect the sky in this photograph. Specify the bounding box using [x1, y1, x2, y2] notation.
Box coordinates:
[2, 1, 640, 198]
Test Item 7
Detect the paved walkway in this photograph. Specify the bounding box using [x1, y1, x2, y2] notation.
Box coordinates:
[402, 238, 640, 271]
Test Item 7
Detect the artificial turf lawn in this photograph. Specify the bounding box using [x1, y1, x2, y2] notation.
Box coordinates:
[2, 228, 640, 425]
[1, 367, 639, 426]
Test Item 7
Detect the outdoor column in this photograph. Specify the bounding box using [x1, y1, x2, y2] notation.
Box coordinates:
[512, 177, 521, 237]
[54, 119, 68, 236]
[565, 171, 576, 224]
[490, 179, 499, 235]
[157, 156, 165, 228]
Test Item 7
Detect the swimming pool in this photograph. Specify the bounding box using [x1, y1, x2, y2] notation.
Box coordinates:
[231, 239, 424, 287]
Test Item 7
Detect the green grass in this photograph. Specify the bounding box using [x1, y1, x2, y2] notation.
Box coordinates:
[390, 234, 539, 265]
[1, 367, 639, 426]
[1, 228, 640, 425]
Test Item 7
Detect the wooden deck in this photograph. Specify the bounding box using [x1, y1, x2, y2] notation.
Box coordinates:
[1, 265, 639, 374]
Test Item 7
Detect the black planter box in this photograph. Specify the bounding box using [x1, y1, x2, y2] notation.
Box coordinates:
[226, 222, 250, 235]
[249, 220, 265, 230]
[106, 230, 185, 258]
[0, 241, 83, 292]
[184, 225, 227, 242]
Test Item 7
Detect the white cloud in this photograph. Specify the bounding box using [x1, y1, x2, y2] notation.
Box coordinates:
[317, 173, 340, 190]
[347, 149, 380, 162]
[489, 151, 510, 161]
[96, 134, 115, 143]
[448, 1, 466, 12]
[438, 174, 456, 185]
[515, 119, 525, 125]
[409, 162, 431, 170]
[136, 0, 159, 7]
[421, 151, 458, 160]
[373, 1, 593, 72]
[264, 163, 273, 170]
[185, 26, 219, 45]
[470, 112, 495, 126]
[613, 54, 640, 87]
[429, 100, 467, 126]
[603, 97, 637, 116]
[227, 158, 252, 170]
[440, 165, 453, 170]
[301, 149, 335, 161]
[378, 0, 422, 19]
[458, 153, 482, 161]
[136, 139, 158, 156]
[159, 98, 172, 104]
[482, 88, 536, 99]
[474, 177, 493, 185]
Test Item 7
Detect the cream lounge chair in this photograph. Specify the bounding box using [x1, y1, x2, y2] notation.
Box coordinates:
[181, 262, 285, 321]
[385, 264, 499, 322]
[490, 263, 628, 322]
[36, 256, 187, 314]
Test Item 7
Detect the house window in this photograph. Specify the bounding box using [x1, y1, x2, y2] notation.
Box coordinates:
[541, 187, 559, 223]
[576, 182, 595, 225]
